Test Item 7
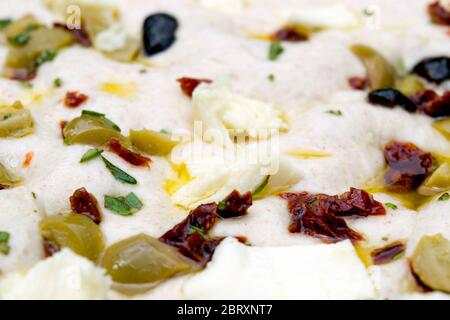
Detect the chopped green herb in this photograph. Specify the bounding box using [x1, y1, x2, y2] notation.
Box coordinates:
[104, 192, 143, 216]
[0, 18, 12, 29]
[35, 50, 57, 66]
[125, 192, 143, 210]
[326, 110, 343, 116]
[217, 201, 226, 211]
[188, 226, 206, 236]
[53, 78, 63, 88]
[80, 148, 103, 163]
[0, 231, 10, 255]
[268, 40, 284, 61]
[160, 129, 171, 135]
[392, 251, 405, 261]
[81, 110, 121, 132]
[268, 74, 275, 82]
[252, 175, 270, 196]
[139, 69, 147, 74]
[438, 192, 449, 201]
[101, 156, 137, 184]
[384, 202, 398, 210]
[10, 32, 31, 45]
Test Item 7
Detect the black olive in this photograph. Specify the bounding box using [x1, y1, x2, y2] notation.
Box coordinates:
[368, 88, 417, 112]
[143, 13, 178, 56]
[412, 56, 450, 84]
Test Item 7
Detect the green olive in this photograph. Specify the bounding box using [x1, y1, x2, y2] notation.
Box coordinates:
[101, 233, 193, 285]
[434, 119, 450, 141]
[418, 163, 450, 196]
[40, 214, 104, 261]
[351, 44, 396, 90]
[63, 114, 127, 146]
[5, 27, 74, 70]
[0, 162, 21, 188]
[102, 37, 140, 62]
[130, 129, 177, 156]
[2, 15, 41, 40]
[412, 234, 450, 293]
[395, 75, 425, 97]
[0, 101, 34, 138]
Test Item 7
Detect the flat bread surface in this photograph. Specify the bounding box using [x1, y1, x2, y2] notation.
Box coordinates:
[0, 0, 449, 300]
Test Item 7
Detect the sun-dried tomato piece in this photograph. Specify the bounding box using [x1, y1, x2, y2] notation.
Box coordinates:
[43, 238, 60, 258]
[371, 241, 406, 265]
[160, 203, 220, 265]
[331, 188, 386, 217]
[54, 23, 92, 47]
[0, 184, 10, 190]
[272, 27, 307, 42]
[412, 90, 450, 118]
[428, 1, 450, 26]
[177, 77, 212, 97]
[384, 141, 434, 192]
[70, 187, 102, 224]
[217, 190, 252, 219]
[280, 192, 365, 243]
[348, 77, 368, 90]
[108, 138, 151, 167]
[64, 91, 88, 108]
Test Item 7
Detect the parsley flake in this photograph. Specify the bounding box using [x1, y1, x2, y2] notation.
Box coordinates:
[268, 40, 284, 61]
[80, 148, 103, 163]
[53, 78, 63, 88]
[35, 50, 57, 66]
[0, 231, 10, 255]
[384, 202, 398, 210]
[326, 110, 343, 116]
[268, 74, 275, 82]
[101, 156, 137, 185]
[104, 192, 143, 216]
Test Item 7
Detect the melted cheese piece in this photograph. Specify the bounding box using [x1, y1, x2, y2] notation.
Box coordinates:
[168, 142, 302, 208]
[182, 238, 375, 299]
[286, 3, 362, 29]
[192, 82, 287, 145]
[0, 249, 111, 300]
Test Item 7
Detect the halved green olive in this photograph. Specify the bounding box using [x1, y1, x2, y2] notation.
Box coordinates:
[63, 114, 127, 146]
[412, 234, 450, 293]
[0, 101, 34, 138]
[351, 44, 396, 90]
[40, 214, 104, 261]
[395, 75, 425, 97]
[418, 163, 450, 196]
[101, 233, 193, 285]
[434, 119, 450, 141]
[5, 27, 73, 70]
[102, 37, 140, 62]
[0, 162, 21, 188]
[130, 129, 177, 156]
[2, 15, 41, 40]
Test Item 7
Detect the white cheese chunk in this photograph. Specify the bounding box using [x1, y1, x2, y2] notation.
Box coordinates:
[182, 238, 375, 299]
[192, 82, 287, 145]
[287, 4, 362, 29]
[168, 142, 302, 209]
[94, 23, 127, 52]
[0, 249, 111, 300]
